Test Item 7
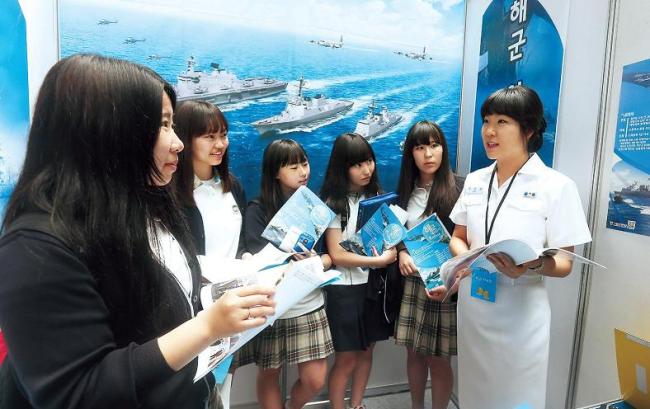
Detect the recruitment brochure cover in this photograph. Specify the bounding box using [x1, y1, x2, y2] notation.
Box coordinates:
[340, 203, 407, 256]
[403, 213, 453, 290]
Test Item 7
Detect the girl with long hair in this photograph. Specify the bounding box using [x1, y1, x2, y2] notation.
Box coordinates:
[320, 133, 397, 409]
[394, 121, 462, 409]
[245, 139, 333, 409]
[0, 54, 275, 408]
[173, 100, 249, 408]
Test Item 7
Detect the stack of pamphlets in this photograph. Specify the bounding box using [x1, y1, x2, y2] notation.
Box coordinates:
[355, 192, 399, 232]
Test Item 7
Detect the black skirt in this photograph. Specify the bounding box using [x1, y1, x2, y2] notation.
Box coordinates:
[324, 283, 392, 352]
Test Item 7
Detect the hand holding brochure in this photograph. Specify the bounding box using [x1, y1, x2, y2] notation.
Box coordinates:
[261, 186, 335, 253]
[402, 213, 453, 290]
[193, 256, 340, 382]
[340, 203, 408, 256]
[438, 239, 606, 301]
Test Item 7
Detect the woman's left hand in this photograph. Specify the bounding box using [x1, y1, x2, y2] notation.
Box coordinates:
[486, 252, 539, 279]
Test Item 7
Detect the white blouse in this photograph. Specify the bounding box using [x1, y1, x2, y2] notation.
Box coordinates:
[328, 193, 368, 286]
[193, 175, 242, 259]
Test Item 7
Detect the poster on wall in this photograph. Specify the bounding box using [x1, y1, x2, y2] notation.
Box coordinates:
[0, 1, 30, 218]
[470, 0, 567, 171]
[606, 58, 650, 237]
[58, 0, 466, 198]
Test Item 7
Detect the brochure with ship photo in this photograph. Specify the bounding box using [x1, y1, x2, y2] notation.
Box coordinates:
[403, 213, 453, 290]
[262, 185, 335, 253]
[355, 192, 399, 232]
[340, 203, 407, 256]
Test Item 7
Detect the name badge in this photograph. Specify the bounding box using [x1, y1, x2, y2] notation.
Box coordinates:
[522, 191, 538, 199]
[471, 267, 497, 303]
[466, 186, 483, 195]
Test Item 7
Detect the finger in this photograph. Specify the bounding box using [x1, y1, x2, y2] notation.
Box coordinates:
[248, 305, 275, 319]
[239, 294, 277, 308]
[238, 316, 268, 329]
[371, 246, 379, 257]
[233, 285, 276, 297]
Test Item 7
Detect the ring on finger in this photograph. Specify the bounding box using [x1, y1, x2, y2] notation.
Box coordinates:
[247, 307, 252, 320]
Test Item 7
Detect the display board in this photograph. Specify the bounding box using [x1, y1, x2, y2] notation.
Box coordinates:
[58, 0, 466, 198]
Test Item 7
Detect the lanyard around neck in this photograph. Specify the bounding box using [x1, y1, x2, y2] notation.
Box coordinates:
[484, 158, 530, 244]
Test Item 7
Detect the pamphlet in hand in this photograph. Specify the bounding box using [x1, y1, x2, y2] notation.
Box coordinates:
[438, 239, 606, 302]
[340, 203, 408, 256]
[193, 256, 340, 382]
[356, 192, 399, 232]
[262, 185, 335, 253]
[402, 213, 453, 290]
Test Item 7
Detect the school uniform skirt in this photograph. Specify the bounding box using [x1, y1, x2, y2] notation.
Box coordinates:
[253, 306, 333, 370]
[324, 284, 393, 352]
[394, 276, 457, 357]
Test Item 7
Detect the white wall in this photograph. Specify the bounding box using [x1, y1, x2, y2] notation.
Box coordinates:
[575, 0, 650, 406]
[459, 1, 611, 408]
[17, 0, 58, 114]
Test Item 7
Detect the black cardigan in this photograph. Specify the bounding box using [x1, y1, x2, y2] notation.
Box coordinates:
[0, 221, 211, 408]
[183, 175, 247, 258]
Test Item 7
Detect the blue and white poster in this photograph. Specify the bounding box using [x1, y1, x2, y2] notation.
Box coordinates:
[0, 1, 30, 218]
[606, 58, 650, 237]
[58, 0, 466, 198]
[470, 0, 567, 171]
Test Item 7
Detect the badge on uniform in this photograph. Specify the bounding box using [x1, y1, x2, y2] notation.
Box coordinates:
[522, 191, 537, 199]
[471, 267, 497, 303]
[466, 186, 483, 195]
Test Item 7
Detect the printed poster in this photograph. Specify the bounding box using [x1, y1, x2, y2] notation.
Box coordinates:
[470, 0, 567, 171]
[606, 58, 650, 237]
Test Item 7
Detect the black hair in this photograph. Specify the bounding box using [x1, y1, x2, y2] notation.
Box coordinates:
[396, 120, 460, 219]
[2, 54, 197, 341]
[480, 85, 547, 152]
[320, 133, 381, 221]
[174, 100, 232, 207]
[259, 139, 309, 221]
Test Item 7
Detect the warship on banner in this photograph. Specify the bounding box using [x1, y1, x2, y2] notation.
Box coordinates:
[123, 37, 145, 44]
[251, 76, 353, 135]
[616, 181, 650, 199]
[354, 101, 402, 139]
[175, 57, 288, 104]
[310, 35, 344, 49]
[394, 46, 432, 61]
[97, 19, 117, 25]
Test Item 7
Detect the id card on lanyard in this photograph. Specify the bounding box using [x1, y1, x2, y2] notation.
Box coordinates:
[470, 159, 527, 303]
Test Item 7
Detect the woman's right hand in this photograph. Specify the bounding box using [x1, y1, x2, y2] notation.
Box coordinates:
[398, 250, 418, 277]
[200, 285, 275, 340]
[371, 246, 397, 267]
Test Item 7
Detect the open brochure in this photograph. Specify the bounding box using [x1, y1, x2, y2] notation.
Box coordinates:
[261, 185, 335, 253]
[193, 255, 340, 382]
[402, 213, 453, 290]
[340, 203, 408, 256]
[439, 239, 606, 302]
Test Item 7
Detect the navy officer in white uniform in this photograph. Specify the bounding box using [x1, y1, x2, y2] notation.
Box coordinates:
[432, 85, 591, 409]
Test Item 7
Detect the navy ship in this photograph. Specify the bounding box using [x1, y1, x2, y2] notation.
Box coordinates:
[175, 57, 287, 104]
[251, 76, 353, 135]
[618, 182, 650, 198]
[97, 19, 117, 25]
[354, 101, 402, 139]
[310, 35, 343, 49]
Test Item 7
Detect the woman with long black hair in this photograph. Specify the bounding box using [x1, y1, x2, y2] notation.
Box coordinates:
[394, 121, 462, 409]
[0, 54, 274, 408]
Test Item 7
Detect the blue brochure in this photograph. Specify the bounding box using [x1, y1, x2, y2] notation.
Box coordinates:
[470, 267, 497, 303]
[356, 192, 399, 232]
[262, 186, 335, 253]
[341, 203, 406, 256]
[402, 213, 453, 290]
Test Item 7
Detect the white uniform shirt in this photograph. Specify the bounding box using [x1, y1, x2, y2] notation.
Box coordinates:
[450, 153, 592, 252]
[193, 175, 242, 259]
[328, 193, 368, 286]
[149, 224, 194, 315]
[406, 184, 430, 230]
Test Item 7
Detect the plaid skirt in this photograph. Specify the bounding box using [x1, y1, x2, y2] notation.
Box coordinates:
[254, 306, 333, 370]
[230, 337, 257, 369]
[394, 276, 457, 357]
